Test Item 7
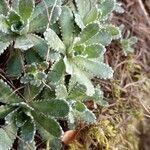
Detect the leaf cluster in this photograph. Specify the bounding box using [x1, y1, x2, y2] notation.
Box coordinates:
[0, 0, 131, 149]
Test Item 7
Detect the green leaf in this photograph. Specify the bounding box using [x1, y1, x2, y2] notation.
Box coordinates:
[14, 35, 34, 50]
[75, 23, 99, 46]
[11, 20, 29, 35]
[100, 0, 115, 19]
[91, 87, 108, 106]
[24, 48, 42, 64]
[59, 6, 74, 47]
[85, 29, 112, 46]
[27, 34, 48, 59]
[0, 15, 9, 33]
[0, 41, 10, 55]
[129, 36, 138, 45]
[0, 80, 22, 104]
[47, 59, 65, 83]
[0, 106, 16, 119]
[74, 101, 86, 112]
[36, 127, 52, 144]
[73, 45, 85, 56]
[44, 28, 65, 53]
[83, 6, 99, 25]
[73, 67, 95, 96]
[63, 56, 73, 75]
[11, 0, 19, 12]
[20, 118, 35, 143]
[114, 2, 124, 13]
[7, 10, 29, 34]
[6, 10, 21, 26]
[80, 110, 96, 124]
[0, 124, 17, 150]
[32, 111, 63, 137]
[24, 84, 43, 100]
[0, 0, 9, 15]
[121, 36, 137, 56]
[0, 31, 13, 41]
[68, 82, 87, 101]
[18, 0, 35, 20]
[39, 0, 62, 6]
[75, 0, 93, 18]
[74, 13, 85, 30]
[105, 25, 121, 39]
[29, 5, 61, 33]
[63, 57, 95, 96]
[6, 51, 23, 77]
[15, 112, 28, 128]
[31, 99, 69, 118]
[83, 44, 106, 58]
[18, 141, 36, 150]
[55, 84, 68, 99]
[73, 56, 114, 79]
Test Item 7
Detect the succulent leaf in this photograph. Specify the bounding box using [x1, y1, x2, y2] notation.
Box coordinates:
[24, 48, 42, 64]
[105, 25, 121, 39]
[20, 118, 36, 143]
[83, 44, 106, 58]
[75, 0, 92, 18]
[26, 34, 48, 59]
[6, 51, 23, 77]
[75, 23, 99, 46]
[0, 80, 22, 104]
[92, 87, 108, 106]
[99, 0, 115, 20]
[73, 67, 95, 96]
[14, 35, 34, 50]
[11, 0, 19, 12]
[74, 13, 85, 30]
[68, 82, 87, 101]
[31, 99, 69, 118]
[83, 6, 99, 25]
[44, 28, 65, 54]
[29, 5, 61, 33]
[74, 101, 86, 112]
[47, 59, 65, 83]
[121, 36, 137, 56]
[59, 6, 74, 47]
[6, 10, 21, 26]
[18, 0, 35, 21]
[85, 29, 112, 46]
[79, 110, 96, 124]
[24, 84, 44, 100]
[0, 15, 9, 33]
[0, 0, 9, 15]
[18, 141, 36, 150]
[73, 56, 114, 79]
[32, 111, 63, 137]
[0, 41, 10, 55]
[0, 124, 17, 150]
[15, 111, 28, 128]
[55, 84, 68, 99]
[0, 106, 16, 119]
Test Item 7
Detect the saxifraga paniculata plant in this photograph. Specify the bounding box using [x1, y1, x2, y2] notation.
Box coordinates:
[0, 0, 137, 149]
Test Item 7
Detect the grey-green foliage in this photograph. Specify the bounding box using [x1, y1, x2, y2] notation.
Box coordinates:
[121, 36, 138, 56]
[119, 25, 138, 56]
[0, 0, 133, 149]
[0, 79, 69, 149]
[0, 0, 61, 77]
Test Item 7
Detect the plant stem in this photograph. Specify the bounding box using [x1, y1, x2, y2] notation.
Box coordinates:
[46, 140, 50, 150]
